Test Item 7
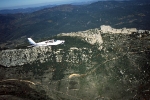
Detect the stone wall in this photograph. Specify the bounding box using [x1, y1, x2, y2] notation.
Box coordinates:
[100, 25, 137, 34]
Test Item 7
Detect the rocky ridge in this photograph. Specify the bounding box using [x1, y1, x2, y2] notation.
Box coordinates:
[59, 25, 150, 44]
[0, 25, 150, 67]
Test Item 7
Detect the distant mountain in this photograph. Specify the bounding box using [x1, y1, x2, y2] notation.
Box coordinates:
[0, 5, 56, 14]
[0, 0, 99, 14]
[0, 1, 150, 45]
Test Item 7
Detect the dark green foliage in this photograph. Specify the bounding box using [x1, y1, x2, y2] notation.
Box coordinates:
[44, 36, 92, 50]
[0, 80, 52, 100]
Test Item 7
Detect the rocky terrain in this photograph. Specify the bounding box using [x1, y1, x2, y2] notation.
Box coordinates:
[0, 25, 150, 100]
[1, 25, 147, 67]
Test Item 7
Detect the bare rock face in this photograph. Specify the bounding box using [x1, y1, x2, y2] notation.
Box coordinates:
[0, 46, 52, 67]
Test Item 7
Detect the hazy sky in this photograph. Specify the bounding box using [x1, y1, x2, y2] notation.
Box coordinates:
[0, 0, 98, 9]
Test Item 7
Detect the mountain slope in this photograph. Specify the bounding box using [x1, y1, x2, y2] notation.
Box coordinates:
[0, 1, 150, 44]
